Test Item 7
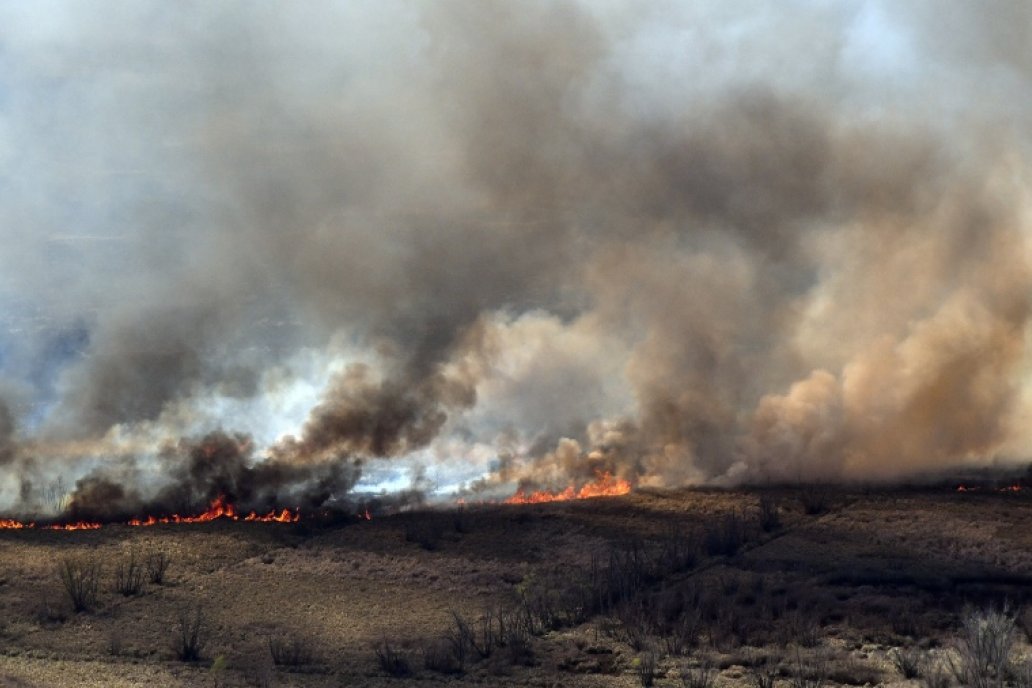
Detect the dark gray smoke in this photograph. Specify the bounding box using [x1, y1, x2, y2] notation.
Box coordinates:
[1, 1, 1032, 509]
[65, 430, 361, 521]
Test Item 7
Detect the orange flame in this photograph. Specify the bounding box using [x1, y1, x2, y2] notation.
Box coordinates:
[505, 471, 631, 505]
[43, 521, 102, 531]
[0, 518, 32, 530]
[0, 495, 301, 531]
[128, 495, 300, 526]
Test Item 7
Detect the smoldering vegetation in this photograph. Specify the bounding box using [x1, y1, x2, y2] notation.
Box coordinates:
[1, 1, 1031, 507]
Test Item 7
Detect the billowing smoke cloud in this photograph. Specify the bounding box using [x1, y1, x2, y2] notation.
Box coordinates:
[1, 1, 1031, 511]
[66, 430, 361, 521]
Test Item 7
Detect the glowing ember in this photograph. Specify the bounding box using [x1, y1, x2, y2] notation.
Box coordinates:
[505, 471, 632, 505]
[956, 483, 1024, 493]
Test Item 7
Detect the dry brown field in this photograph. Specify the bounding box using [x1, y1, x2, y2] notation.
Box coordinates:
[1, 486, 1031, 687]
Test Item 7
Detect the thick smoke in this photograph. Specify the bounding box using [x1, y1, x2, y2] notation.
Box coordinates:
[1, 1, 1031, 512]
[66, 431, 361, 521]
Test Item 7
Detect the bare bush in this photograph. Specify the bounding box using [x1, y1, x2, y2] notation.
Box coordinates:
[453, 609, 497, 659]
[171, 605, 209, 662]
[1011, 658, 1032, 688]
[1019, 606, 1032, 643]
[891, 601, 921, 638]
[268, 634, 316, 666]
[798, 485, 829, 515]
[891, 646, 922, 679]
[452, 505, 472, 534]
[704, 511, 745, 556]
[680, 659, 717, 688]
[637, 646, 660, 687]
[404, 516, 444, 551]
[423, 637, 462, 674]
[786, 610, 821, 648]
[657, 526, 698, 574]
[663, 610, 702, 656]
[749, 658, 779, 688]
[35, 592, 69, 626]
[58, 556, 100, 612]
[948, 604, 1015, 688]
[107, 628, 124, 656]
[497, 608, 535, 666]
[113, 551, 144, 596]
[919, 652, 951, 688]
[789, 647, 828, 688]
[374, 638, 412, 677]
[618, 602, 655, 652]
[758, 494, 781, 532]
[146, 551, 171, 585]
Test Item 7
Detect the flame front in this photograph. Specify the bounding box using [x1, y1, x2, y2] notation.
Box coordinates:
[129, 495, 300, 526]
[0, 494, 300, 530]
[505, 471, 632, 505]
[956, 483, 1024, 494]
[0, 518, 31, 530]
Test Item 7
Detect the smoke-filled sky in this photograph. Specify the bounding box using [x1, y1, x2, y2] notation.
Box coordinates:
[2, 1, 1032, 512]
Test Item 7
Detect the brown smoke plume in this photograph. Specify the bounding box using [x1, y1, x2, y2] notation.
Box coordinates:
[1, 2, 1032, 507]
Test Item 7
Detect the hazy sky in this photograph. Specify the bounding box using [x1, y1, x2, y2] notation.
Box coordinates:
[1, 1, 1032, 507]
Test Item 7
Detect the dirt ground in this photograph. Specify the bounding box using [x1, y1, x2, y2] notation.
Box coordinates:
[0, 485, 1031, 687]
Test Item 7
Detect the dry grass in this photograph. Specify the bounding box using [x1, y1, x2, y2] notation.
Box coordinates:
[0, 487, 1030, 686]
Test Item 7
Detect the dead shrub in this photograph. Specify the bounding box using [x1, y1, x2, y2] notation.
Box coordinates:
[680, 658, 717, 688]
[1011, 658, 1032, 688]
[146, 551, 171, 585]
[35, 592, 69, 626]
[704, 511, 745, 557]
[423, 637, 463, 674]
[758, 494, 781, 532]
[375, 637, 412, 677]
[404, 517, 444, 551]
[497, 609, 535, 666]
[798, 485, 829, 515]
[268, 633, 316, 666]
[107, 628, 124, 656]
[452, 505, 472, 534]
[1019, 606, 1032, 643]
[637, 646, 660, 687]
[657, 526, 699, 574]
[113, 551, 144, 596]
[748, 658, 779, 688]
[785, 610, 821, 648]
[171, 605, 209, 662]
[662, 610, 702, 656]
[618, 602, 655, 652]
[890, 645, 922, 679]
[58, 556, 100, 612]
[948, 604, 1015, 688]
[919, 652, 951, 688]
[788, 647, 828, 688]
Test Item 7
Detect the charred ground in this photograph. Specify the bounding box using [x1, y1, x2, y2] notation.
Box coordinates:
[0, 485, 1030, 687]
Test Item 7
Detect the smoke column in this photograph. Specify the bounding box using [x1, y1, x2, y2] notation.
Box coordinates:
[1, 1, 1032, 511]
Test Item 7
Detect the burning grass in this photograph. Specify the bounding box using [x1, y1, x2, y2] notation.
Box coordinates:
[504, 471, 632, 505]
[0, 494, 301, 531]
